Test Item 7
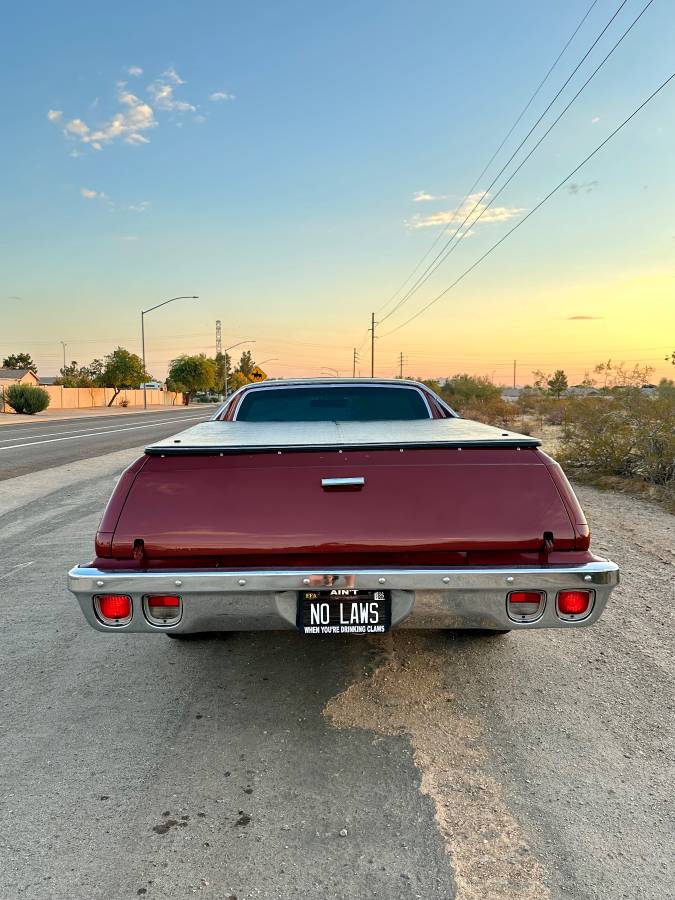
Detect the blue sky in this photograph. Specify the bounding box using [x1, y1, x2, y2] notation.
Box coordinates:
[2, 0, 674, 382]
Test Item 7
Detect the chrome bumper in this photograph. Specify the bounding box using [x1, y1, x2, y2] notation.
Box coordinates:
[68, 561, 619, 633]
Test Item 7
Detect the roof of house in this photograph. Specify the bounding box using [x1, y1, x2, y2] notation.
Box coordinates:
[0, 368, 37, 380]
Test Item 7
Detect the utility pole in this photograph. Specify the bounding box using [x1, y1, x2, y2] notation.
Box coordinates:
[370, 312, 376, 377]
[216, 320, 222, 355]
[513, 359, 517, 389]
[399, 352, 404, 379]
[60, 341, 67, 373]
[352, 348, 359, 378]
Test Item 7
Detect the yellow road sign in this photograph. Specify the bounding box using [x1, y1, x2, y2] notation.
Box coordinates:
[249, 366, 267, 382]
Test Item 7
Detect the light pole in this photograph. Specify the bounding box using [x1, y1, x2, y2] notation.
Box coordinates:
[321, 367, 340, 377]
[223, 340, 255, 398]
[258, 358, 278, 367]
[141, 296, 198, 409]
[60, 341, 67, 374]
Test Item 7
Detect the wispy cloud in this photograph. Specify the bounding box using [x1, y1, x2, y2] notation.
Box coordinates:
[413, 190, 446, 202]
[566, 180, 599, 195]
[79, 187, 149, 213]
[591, 116, 600, 124]
[49, 67, 233, 154]
[567, 315, 603, 320]
[162, 66, 185, 85]
[406, 191, 525, 232]
[209, 90, 235, 102]
[80, 187, 106, 200]
[49, 88, 156, 149]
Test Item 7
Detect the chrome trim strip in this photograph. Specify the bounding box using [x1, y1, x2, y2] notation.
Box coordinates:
[321, 476, 365, 488]
[69, 561, 619, 634]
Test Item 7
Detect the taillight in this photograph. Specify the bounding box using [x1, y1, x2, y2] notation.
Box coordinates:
[94, 594, 132, 626]
[557, 589, 593, 619]
[506, 591, 545, 622]
[144, 594, 182, 625]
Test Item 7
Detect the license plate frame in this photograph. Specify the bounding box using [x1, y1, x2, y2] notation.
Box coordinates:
[297, 589, 391, 635]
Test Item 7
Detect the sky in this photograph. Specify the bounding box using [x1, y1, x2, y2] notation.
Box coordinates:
[2, 0, 674, 384]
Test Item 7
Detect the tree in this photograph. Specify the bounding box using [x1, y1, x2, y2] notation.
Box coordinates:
[98, 347, 148, 406]
[213, 352, 232, 393]
[594, 359, 654, 390]
[3, 352, 37, 374]
[547, 370, 568, 399]
[665, 351, 675, 366]
[166, 354, 217, 404]
[237, 350, 255, 378]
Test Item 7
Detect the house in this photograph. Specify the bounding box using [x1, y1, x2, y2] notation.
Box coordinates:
[0, 368, 40, 388]
[38, 375, 59, 385]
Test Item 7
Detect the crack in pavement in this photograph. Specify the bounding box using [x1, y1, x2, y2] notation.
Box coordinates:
[324, 633, 551, 900]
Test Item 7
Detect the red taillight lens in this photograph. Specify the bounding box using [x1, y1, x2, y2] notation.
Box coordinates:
[558, 590, 591, 615]
[144, 594, 182, 623]
[506, 590, 545, 622]
[509, 591, 543, 604]
[97, 594, 131, 621]
[147, 595, 180, 608]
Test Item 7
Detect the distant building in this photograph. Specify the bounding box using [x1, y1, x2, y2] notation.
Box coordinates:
[38, 375, 59, 385]
[501, 387, 523, 402]
[0, 368, 39, 389]
[566, 385, 601, 397]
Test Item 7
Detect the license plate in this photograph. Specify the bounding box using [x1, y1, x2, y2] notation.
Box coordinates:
[298, 589, 391, 635]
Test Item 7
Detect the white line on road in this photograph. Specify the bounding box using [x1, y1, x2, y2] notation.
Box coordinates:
[0, 561, 34, 580]
[0, 414, 209, 452]
[0, 413, 210, 446]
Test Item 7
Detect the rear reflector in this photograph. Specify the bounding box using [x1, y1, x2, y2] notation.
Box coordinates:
[557, 589, 592, 618]
[144, 594, 182, 625]
[506, 590, 544, 623]
[95, 594, 132, 625]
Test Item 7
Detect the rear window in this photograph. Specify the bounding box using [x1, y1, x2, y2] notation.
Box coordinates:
[235, 386, 431, 422]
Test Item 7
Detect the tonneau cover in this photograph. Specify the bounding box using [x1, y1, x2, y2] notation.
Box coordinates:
[145, 418, 540, 454]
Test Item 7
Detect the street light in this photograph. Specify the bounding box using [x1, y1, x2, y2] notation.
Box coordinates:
[321, 367, 340, 376]
[258, 358, 278, 366]
[141, 296, 198, 409]
[223, 340, 256, 398]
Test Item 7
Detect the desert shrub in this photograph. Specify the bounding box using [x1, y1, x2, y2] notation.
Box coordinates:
[5, 384, 50, 415]
[559, 391, 675, 487]
[420, 375, 517, 427]
[457, 396, 517, 428]
[118, 397, 129, 407]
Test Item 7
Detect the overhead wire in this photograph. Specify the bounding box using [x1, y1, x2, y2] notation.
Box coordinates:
[378, 0, 633, 326]
[379, 70, 675, 337]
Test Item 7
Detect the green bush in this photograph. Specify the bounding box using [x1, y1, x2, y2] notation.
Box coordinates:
[559, 391, 675, 487]
[5, 384, 51, 415]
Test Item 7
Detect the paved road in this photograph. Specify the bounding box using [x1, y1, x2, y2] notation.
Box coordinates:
[0, 447, 672, 899]
[0, 407, 217, 480]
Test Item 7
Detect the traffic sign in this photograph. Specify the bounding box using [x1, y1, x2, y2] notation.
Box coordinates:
[249, 366, 267, 382]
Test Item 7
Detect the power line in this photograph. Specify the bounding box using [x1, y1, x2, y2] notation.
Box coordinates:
[380, 70, 675, 337]
[383, 0, 656, 312]
[375, 0, 601, 321]
[378, 0, 632, 327]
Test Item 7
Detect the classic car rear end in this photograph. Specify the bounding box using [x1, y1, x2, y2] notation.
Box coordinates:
[68, 380, 618, 636]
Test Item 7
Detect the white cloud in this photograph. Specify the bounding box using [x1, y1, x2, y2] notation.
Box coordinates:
[127, 66, 143, 77]
[406, 192, 525, 231]
[413, 190, 445, 202]
[148, 79, 196, 112]
[47, 109, 63, 122]
[209, 90, 235, 102]
[80, 187, 104, 199]
[591, 116, 600, 124]
[126, 200, 150, 213]
[162, 66, 185, 84]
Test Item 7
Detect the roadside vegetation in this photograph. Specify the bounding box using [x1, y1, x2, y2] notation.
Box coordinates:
[5, 384, 50, 415]
[423, 361, 675, 512]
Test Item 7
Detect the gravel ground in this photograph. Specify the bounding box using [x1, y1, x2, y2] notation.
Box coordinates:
[0, 449, 673, 899]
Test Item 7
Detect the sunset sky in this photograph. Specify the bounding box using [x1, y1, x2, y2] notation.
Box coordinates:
[2, 0, 674, 384]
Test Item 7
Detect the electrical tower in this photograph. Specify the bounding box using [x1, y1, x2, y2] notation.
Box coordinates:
[216, 320, 222, 355]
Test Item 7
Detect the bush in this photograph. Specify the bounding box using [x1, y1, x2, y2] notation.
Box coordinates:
[559, 391, 675, 487]
[5, 384, 50, 415]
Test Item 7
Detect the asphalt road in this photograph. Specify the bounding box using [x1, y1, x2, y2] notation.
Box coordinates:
[0, 446, 673, 899]
[0, 407, 217, 480]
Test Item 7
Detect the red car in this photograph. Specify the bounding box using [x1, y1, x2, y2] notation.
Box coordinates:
[68, 379, 618, 637]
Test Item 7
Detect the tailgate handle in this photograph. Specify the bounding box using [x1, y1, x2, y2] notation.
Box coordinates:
[321, 476, 365, 491]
